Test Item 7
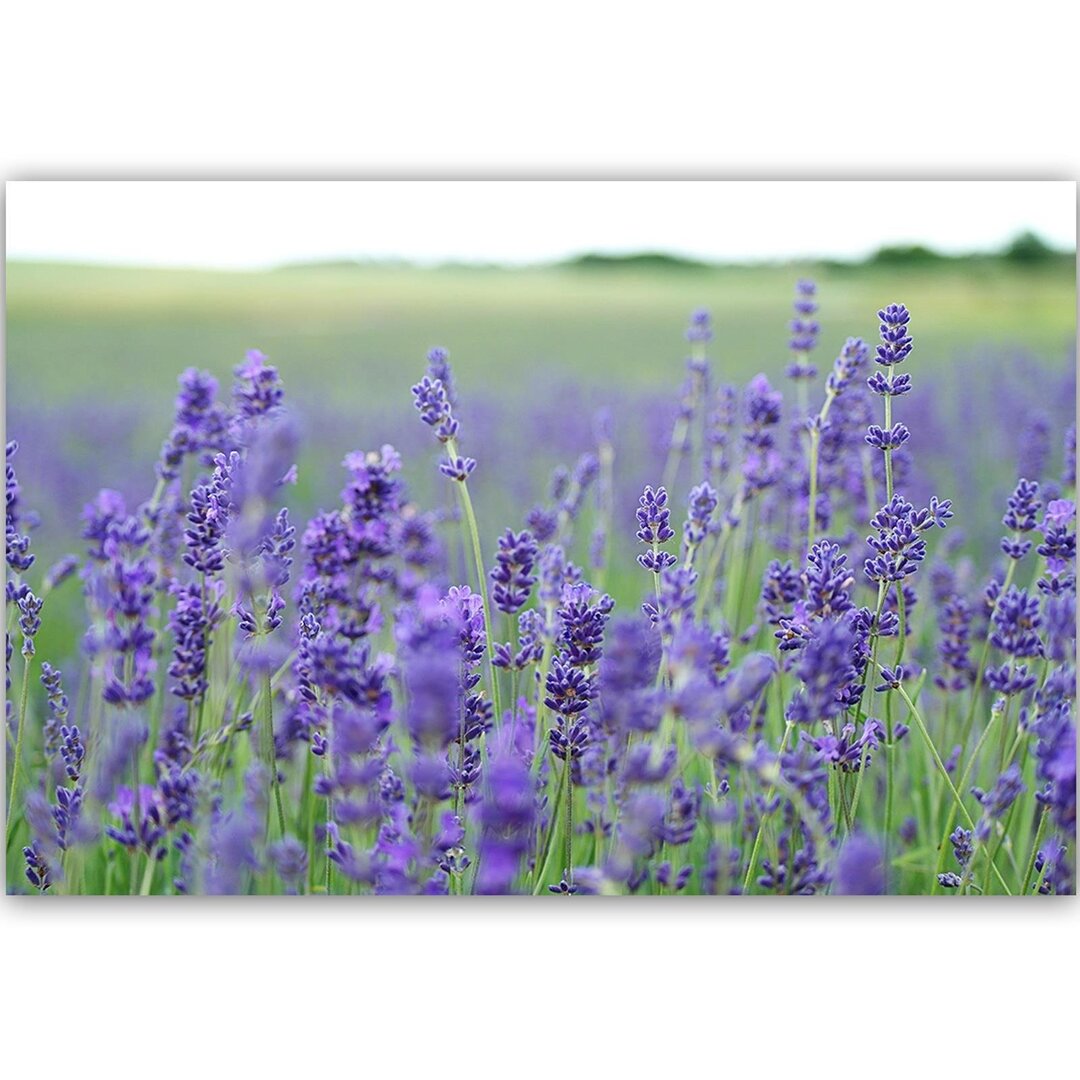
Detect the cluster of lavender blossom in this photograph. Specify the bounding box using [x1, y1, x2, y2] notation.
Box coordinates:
[5, 287, 1075, 895]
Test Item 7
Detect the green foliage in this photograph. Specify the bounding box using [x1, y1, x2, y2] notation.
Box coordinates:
[867, 243, 948, 265]
[1002, 230, 1064, 263]
[562, 250, 712, 272]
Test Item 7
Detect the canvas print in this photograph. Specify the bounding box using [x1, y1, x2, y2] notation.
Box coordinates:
[4, 180, 1075, 896]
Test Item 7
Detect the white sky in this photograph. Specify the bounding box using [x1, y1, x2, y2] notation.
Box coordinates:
[5, 180, 1076, 269]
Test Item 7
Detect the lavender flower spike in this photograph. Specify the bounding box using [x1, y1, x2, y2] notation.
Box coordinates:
[787, 279, 820, 382]
[636, 486, 677, 574]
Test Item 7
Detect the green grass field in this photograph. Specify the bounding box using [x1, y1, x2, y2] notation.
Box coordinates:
[7, 258, 1075, 421]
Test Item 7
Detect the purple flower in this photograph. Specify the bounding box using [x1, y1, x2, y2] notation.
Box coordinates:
[80, 489, 127, 563]
[683, 481, 718, 554]
[636, 485, 677, 573]
[741, 375, 783, 495]
[867, 303, 913, 398]
[989, 585, 1043, 660]
[1018, 411, 1051, 484]
[232, 349, 284, 430]
[204, 766, 267, 894]
[490, 528, 538, 614]
[863, 493, 951, 585]
[493, 608, 545, 671]
[658, 779, 701, 845]
[556, 581, 612, 667]
[5, 441, 35, 574]
[1045, 498, 1076, 528]
[526, 505, 559, 543]
[806, 718, 883, 773]
[934, 592, 975, 692]
[762, 560, 802, 626]
[716, 651, 776, 717]
[167, 579, 223, 702]
[39, 662, 69, 761]
[157, 368, 229, 482]
[402, 635, 461, 752]
[439, 455, 476, 482]
[685, 308, 713, 345]
[268, 836, 309, 893]
[58, 724, 85, 784]
[23, 841, 51, 891]
[835, 834, 885, 895]
[826, 337, 871, 397]
[597, 618, 661, 735]
[105, 785, 167, 856]
[786, 618, 859, 727]
[411, 374, 459, 443]
[874, 665, 906, 693]
[949, 827, 974, 868]
[86, 514, 158, 706]
[545, 656, 595, 718]
[705, 384, 738, 485]
[425, 346, 457, 407]
[972, 763, 1026, 841]
[17, 590, 43, 658]
[475, 731, 537, 894]
[1000, 478, 1042, 559]
[804, 542, 856, 619]
[865, 423, 910, 452]
[184, 465, 231, 575]
[644, 565, 698, 632]
[787, 279, 820, 378]
[42, 555, 78, 594]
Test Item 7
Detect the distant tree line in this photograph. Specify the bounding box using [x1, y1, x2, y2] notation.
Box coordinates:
[561, 231, 1072, 272]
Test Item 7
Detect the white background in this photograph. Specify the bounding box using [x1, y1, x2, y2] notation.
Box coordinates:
[7, 180, 1076, 265]
[2, 4, 1078, 1078]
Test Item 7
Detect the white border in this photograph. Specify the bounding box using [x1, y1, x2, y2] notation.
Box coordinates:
[3, 3, 1079, 1073]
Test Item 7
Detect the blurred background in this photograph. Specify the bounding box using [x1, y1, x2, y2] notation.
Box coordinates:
[4, 181, 1077, 641]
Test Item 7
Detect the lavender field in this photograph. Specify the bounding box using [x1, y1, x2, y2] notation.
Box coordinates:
[4, 261, 1076, 895]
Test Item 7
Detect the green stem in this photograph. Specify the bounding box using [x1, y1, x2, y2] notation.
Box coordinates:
[884, 689, 895, 858]
[860, 448, 877, 522]
[1021, 806, 1050, 895]
[661, 418, 688, 497]
[594, 438, 615, 594]
[446, 437, 502, 727]
[139, 851, 157, 895]
[532, 761, 568, 894]
[262, 670, 286, 839]
[807, 430, 821, 551]
[846, 584, 887, 828]
[303, 746, 317, 894]
[960, 559, 1016, 751]
[836, 772, 853, 834]
[741, 722, 793, 894]
[696, 489, 744, 623]
[564, 761, 574, 889]
[5, 654, 32, 846]
[324, 791, 334, 896]
[883, 587, 907, 866]
[847, 739, 873, 829]
[532, 601, 557, 762]
[931, 698, 1001, 892]
[806, 389, 836, 552]
[731, 503, 758, 635]
[895, 680, 1012, 894]
[883, 395, 894, 501]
